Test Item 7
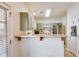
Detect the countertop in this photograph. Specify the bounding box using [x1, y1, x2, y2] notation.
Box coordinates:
[15, 34, 66, 38]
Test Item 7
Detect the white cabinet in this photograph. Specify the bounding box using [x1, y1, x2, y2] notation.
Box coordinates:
[30, 37, 64, 57]
[19, 37, 31, 57]
[19, 37, 64, 57]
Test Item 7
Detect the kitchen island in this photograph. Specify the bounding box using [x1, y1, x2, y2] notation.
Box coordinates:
[15, 34, 64, 57]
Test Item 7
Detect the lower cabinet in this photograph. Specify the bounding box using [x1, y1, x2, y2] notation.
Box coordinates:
[19, 37, 31, 57]
[19, 37, 64, 57]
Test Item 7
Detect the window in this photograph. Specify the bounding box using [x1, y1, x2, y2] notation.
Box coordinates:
[0, 6, 7, 57]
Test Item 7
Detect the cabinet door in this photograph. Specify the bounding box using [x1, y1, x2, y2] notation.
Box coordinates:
[30, 37, 48, 57]
[20, 37, 30, 57]
[30, 37, 64, 57]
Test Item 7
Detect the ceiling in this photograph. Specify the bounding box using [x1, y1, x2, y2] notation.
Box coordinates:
[25, 2, 76, 19]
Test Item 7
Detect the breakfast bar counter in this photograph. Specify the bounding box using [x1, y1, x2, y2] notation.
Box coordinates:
[16, 34, 64, 57]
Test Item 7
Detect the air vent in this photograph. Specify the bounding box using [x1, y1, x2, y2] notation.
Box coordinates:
[40, 11, 44, 14]
[39, 10, 46, 16]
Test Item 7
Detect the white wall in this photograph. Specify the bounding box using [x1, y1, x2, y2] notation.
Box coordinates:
[7, 2, 37, 30]
[6, 2, 36, 57]
[67, 3, 79, 56]
[67, 3, 79, 37]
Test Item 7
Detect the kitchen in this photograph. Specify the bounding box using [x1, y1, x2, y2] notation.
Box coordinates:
[0, 2, 78, 57]
[15, 8, 66, 57]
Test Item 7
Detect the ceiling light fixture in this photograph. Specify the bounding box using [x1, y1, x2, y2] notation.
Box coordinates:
[45, 9, 51, 17]
[33, 12, 36, 16]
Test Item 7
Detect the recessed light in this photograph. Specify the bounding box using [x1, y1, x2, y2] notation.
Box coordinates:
[45, 9, 51, 17]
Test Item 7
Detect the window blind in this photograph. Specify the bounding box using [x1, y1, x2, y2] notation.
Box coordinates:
[0, 6, 7, 57]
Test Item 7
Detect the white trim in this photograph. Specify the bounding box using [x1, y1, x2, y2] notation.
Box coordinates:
[6, 11, 10, 57]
